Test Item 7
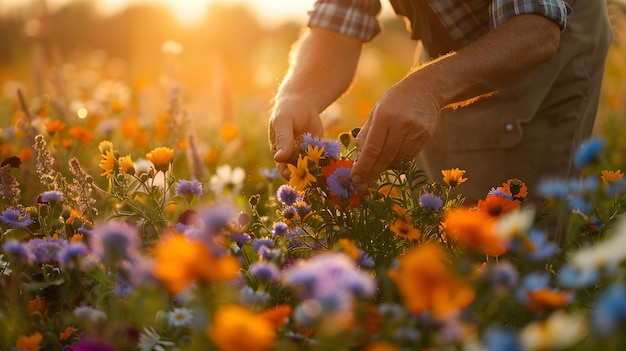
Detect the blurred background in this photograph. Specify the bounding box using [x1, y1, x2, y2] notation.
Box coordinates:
[0, 0, 625, 193]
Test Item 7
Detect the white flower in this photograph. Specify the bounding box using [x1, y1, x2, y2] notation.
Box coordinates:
[138, 327, 175, 351]
[570, 214, 626, 270]
[493, 206, 535, 240]
[210, 164, 246, 196]
[167, 307, 193, 328]
[519, 310, 587, 351]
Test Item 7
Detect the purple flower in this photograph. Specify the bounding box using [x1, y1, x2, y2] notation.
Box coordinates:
[239, 286, 270, 306]
[271, 221, 289, 237]
[90, 220, 140, 265]
[259, 167, 280, 181]
[573, 137, 605, 169]
[327, 166, 357, 199]
[295, 202, 311, 218]
[175, 179, 203, 198]
[1, 208, 33, 227]
[322, 139, 341, 159]
[487, 187, 513, 199]
[252, 237, 275, 252]
[66, 337, 118, 351]
[58, 242, 89, 269]
[231, 232, 251, 245]
[277, 184, 299, 206]
[27, 238, 67, 264]
[2, 239, 34, 263]
[479, 260, 519, 292]
[248, 261, 281, 282]
[282, 206, 297, 220]
[419, 193, 443, 211]
[300, 133, 325, 153]
[39, 190, 64, 203]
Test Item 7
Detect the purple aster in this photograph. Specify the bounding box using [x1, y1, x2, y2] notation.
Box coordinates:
[39, 190, 64, 203]
[573, 137, 605, 169]
[295, 202, 311, 218]
[300, 133, 325, 152]
[231, 232, 251, 245]
[239, 286, 270, 306]
[252, 237, 275, 251]
[487, 187, 513, 199]
[175, 179, 203, 198]
[1, 207, 33, 227]
[276, 184, 299, 206]
[248, 261, 281, 282]
[271, 221, 289, 237]
[322, 139, 342, 159]
[282, 206, 297, 220]
[27, 238, 67, 264]
[90, 220, 140, 266]
[58, 242, 89, 269]
[419, 193, 444, 211]
[327, 166, 357, 199]
[2, 239, 34, 263]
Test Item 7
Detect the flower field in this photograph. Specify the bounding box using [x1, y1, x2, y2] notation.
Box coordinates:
[2, 2, 626, 351]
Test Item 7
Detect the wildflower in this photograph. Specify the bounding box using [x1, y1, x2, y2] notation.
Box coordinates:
[39, 190, 63, 203]
[99, 150, 116, 179]
[68, 125, 93, 145]
[118, 154, 135, 175]
[210, 164, 245, 195]
[271, 221, 289, 237]
[0, 164, 21, 204]
[207, 305, 276, 351]
[59, 326, 76, 342]
[27, 238, 66, 264]
[501, 178, 528, 201]
[590, 282, 626, 337]
[258, 304, 293, 330]
[73, 306, 108, 325]
[601, 169, 624, 183]
[305, 144, 325, 164]
[323, 139, 342, 159]
[478, 260, 519, 295]
[441, 168, 467, 187]
[390, 217, 421, 240]
[521, 229, 558, 262]
[276, 184, 299, 206]
[15, 332, 43, 351]
[175, 179, 203, 201]
[557, 265, 599, 289]
[231, 232, 251, 245]
[537, 178, 569, 199]
[419, 192, 443, 211]
[239, 286, 271, 306]
[146, 146, 174, 173]
[58, 242, 88, 269]
[322, 159, 360, 207]
[249, 261, 281, 283]
[219, 122, 239, 142]
[477, 192, 520, 217]
[27, 295, 49, 318]
[494, 206, 535, 241]
[138, 327, 175, 351]
[90, 220, 140, 266]
[443, 207, 506, 257]
[2, 239, 33, 263]
[68, 337, 116, 351]
[153, 234, 240, 294]
[573, 137, 605, 170]
[34, 135, 55, 185]
[167, 307, 194, 327]
[252, 237, 275, 252]
[388, 243, 475, 318]
[287, 155, 316, 191]
[259, 167, 280, 181]
[483, 326, 520, 351]
[519, 310, 587, 351]
[300, 133, 325, 153]
[45, 119, 67, 135]
[1, 207, 33, 227]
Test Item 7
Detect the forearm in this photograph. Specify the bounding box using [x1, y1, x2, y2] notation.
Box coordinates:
[274, 27, 363, 113]
[408, 14, 561, 108]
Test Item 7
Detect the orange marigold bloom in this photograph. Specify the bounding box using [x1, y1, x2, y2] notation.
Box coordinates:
[45, 119, 67, 135]
[207, 305, 276, 351]
[287, 155, 316, 191]
[501, 178, 528, 200]
[441, 168, 468, 187]
[601, 169, 624, 183]
[146, 147, 174, 173]
[154, 114, 172, 140]
[99, 150, 116, 179]
[15, 332, 43, 351]
[443, 207, 506, 257]
[219, 122, 239, 142]
[27, 295, 49, 318]
[59, 326, 77, 341]
[526, 289, 572, 312]
[388, 243, 475, 318]
[68, 125, 93, 145]
[477, 194, 520, 218]
[17, 147, 33, 162]
[204, 146, 221, 165]
[258, 304, 293, 330]
[153, 234, 240, 294]
[390, 217, 421, 240]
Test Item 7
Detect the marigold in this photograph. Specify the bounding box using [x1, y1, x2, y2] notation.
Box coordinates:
[441, 168, 468, 187]
[502, 178, 528, 200]
[207, 305, 276, 351]
[146, 147, 174, 173]
[388, 243, 475, 318]
[27, 295, 48, 318]
[526, 289, 572, 312]
[258, 304, 293, 330]
[99, 150, 116, 179]
[98, 140, 113, 154]
[477, 194, 520, 217]
[45, 119, 67, 135]
[443, 207, 506, 256]
[287, 155, 316, 191]
[390, 217, 421, 240]
[15, 332, 43, 351]
[59, 326, 77, 341]
[68, 125, 94, 145]
[601, 169, 624, 183]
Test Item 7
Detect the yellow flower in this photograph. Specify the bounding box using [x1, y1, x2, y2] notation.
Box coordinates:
[441, 168, 468, 187]
[287, 155, 316, 191]
[99, 150, 116, 179]
[15, 332, 43, 351]
[305, 144, 325, 164]
[118, 154, 135, 175]
[68, 125, 94, 145]
[207, 305, 276, 351]
[601, 169, 624, 183]
[98, 140, 113, 154]
[146, 147, 174, 173]
[220, 122, 239, 142]
[389, 217, 421, 240]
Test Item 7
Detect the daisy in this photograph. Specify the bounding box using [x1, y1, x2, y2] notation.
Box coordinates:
[167, 307, 193, 328]
[441, 168, 468, 187]
[287, 155, 316, 191]
[99, 150, 116, 179]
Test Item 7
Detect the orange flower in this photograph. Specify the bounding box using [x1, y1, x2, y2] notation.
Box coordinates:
[153, 234, 240, 294]
[204, 146, 221, 165]
[154, 114, 172, 140]
[477, 194, 520, 217]
[146, 147, 174, 173]
[441, 168, 468, 187]
[601, 169, 624, 183]
[287, 155, 316, 191]
[17, 147, 33, 162]
[122, 117, 149, 147]
[118, 155, 135, 175]
[340, 238, 361, 260]
[59, 326, 76, 341]
[364, 342, 398, 351]
[27, 295, 49, 318]
[45, 119, 67, 135]
[526, 289, 572, 312]
[207, 305, 276, 351]
[388, 243, 475, 318]
[501, 178, 528, 200]
[390, 217, 421, 240]
[443, 207, 506, 257]
[258, 304, 293, 330]
[219, 122, 239, 142]
[15, 332, 43, 351]
[99, 150, 116, 179]
[305, 144, 325, 164]
[68, 125, 93, 145]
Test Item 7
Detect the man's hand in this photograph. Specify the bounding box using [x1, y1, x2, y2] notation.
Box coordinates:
[269, 95, 324, 179]
[352, 77, 441, 186]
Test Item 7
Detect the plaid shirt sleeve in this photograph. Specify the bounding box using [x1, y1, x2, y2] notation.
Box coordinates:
[491, 0, 572, 30]
[307, 0, 382, 42]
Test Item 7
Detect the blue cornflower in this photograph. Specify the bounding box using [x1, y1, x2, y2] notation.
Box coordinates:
[248, 261, 281, 282]
[557, 265, 599, 289]
[175, 179, 203, 198]
[239, 286, 270, 306]
[252, 237, 275, 252]
[2, 239, 34, 263]
[484, 326, 520, 351]
[567, 196, 592, 213]
[419, 193, 444, 211]
[300, 133, 325, 153]
[276, 184, 299, 206]
[295, 202, 311, 218]
[58, 242, 89, 269]
[282, 206, 297, 220]
[327, 166, 356, 199]
[322, 139, 342, 159]
[1, 208, 33, 228]
[516, 272, 550, 305]
[90, 220, 140, 265]
[591, 282, 626, 337]
[271, 221, 289, 237]
[573, 137, 605, 169]
[537, 179, 569, 199]
[487, 187, 513, 199]
[231, 232, 251, 245]
[258, 167, 280, 181]
[524, 229, 559, 262]
[40, 190, 64, 203]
